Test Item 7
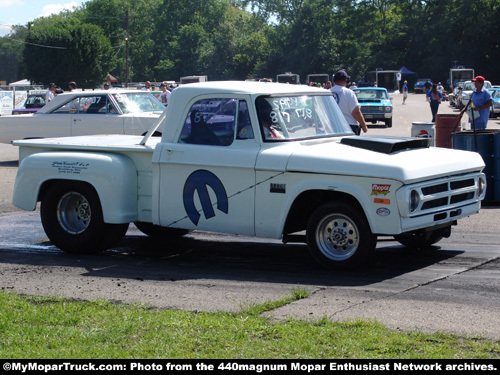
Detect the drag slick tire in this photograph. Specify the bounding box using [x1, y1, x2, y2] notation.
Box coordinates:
[306, 202, 376, 269]
[41, 181, 129, 253]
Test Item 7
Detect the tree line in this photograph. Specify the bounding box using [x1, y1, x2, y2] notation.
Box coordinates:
[1, 0, 499, 89]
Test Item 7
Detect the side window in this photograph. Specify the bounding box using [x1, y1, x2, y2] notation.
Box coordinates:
[236, 101, 253, 139]
[79, 96, 108, 114]
[51, 96, 113, 114]
[179, 98, 237, 146]
[52, 98, 79, 114]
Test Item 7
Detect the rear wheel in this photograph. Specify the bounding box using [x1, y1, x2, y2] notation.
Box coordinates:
[306, 202, 376, 269]
[41, 182, 129, 253]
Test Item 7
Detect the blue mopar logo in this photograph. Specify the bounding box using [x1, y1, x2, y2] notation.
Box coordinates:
[183, 170, 229, 225]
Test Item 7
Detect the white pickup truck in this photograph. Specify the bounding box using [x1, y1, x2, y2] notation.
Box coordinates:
[12, 81, 486, 269]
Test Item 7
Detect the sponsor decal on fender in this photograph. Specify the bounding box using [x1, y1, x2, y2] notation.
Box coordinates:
[371, 184, 391, 196]
[376, 207, 391, 216]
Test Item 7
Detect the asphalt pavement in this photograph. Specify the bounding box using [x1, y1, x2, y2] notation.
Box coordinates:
[1, 92, 500, 340]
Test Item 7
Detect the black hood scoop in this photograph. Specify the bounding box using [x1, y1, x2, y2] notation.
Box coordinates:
[340, 136, 431, 154]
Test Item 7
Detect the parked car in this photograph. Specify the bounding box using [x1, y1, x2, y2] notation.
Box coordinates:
[352, 87, 393, 127]
[414, 78, 432, 93]
[489, 88, 500, 118]
[0, 89, 165, 144]
[12, 93, 46, 115]
[449, 81, 466, 108]
[458, 80, 492, 109]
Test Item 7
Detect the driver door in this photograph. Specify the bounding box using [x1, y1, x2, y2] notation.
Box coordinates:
[156, 98, 259, 236]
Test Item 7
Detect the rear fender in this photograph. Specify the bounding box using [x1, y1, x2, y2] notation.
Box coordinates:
[13, 152, 138, 223]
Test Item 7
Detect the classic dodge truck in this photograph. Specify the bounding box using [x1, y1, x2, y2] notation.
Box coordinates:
[12, 81, 486, 269]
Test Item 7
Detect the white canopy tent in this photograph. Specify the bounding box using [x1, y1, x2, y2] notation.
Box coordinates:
[9, 79, 31, 87]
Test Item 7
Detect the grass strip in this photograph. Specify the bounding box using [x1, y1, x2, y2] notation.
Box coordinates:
[0, 290, 499, 359]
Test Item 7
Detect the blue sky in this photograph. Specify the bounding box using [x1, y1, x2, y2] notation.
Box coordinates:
[0, 0, 88, 36]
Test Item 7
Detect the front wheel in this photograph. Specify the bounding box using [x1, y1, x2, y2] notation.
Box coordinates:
[41, 182, 129, 253]
[385, 118, 392, 128]
[306, 202, 376, 269]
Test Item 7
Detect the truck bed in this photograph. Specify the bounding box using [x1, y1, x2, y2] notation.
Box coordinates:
[13, 134, 160, 154]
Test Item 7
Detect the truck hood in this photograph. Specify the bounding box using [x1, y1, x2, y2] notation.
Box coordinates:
[263, 136, 485, 184]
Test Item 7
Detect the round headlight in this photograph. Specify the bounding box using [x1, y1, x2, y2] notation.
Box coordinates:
[386, 106, 392, 112]
[378, 106, 383, 111]
[409, 189, 420, 213]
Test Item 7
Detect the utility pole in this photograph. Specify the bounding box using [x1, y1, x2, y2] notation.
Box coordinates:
[125, 9, 129, 88]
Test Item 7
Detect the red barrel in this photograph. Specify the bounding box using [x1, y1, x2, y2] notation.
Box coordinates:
[435, 114, 461, 148]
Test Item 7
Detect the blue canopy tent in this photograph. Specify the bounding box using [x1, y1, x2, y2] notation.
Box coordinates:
[399, 66, 417, 75]
[398, 66, 417, 91]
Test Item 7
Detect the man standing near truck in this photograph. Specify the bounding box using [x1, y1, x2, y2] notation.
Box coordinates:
[330, 69, 368, 135]
[459, 75, 492, 130]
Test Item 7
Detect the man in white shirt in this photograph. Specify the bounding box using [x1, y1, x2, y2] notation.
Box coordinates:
[330, 70, 367, 135]
[159, 82, 171, 106]
[45, 83, 56, 102]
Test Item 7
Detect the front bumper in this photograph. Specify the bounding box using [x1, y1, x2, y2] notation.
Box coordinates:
[362, 112, 392, 120]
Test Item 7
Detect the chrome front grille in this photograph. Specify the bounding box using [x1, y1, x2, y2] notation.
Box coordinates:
[405, 173, 484, 218]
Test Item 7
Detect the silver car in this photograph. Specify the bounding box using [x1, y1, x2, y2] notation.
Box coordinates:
[0, 89, 165, 144]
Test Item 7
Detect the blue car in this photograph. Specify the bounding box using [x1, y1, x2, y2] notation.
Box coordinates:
[414, 78, 432, 93]
[352, 87, 393, 127]
[489, 87, 500, 118]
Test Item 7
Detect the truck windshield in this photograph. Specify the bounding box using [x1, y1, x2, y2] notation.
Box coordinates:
[256, 95, 353, 141]
[112, 92, 165, 113]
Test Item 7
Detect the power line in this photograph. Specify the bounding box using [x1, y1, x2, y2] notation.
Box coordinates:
[23, 41, 67, 49]
[2, 34, 124, 50]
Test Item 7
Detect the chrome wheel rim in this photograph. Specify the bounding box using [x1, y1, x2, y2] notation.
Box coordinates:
[315, 213, 359, 261]
[57, 192, 91, 234]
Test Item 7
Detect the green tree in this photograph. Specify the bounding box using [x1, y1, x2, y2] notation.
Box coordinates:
[23, 16, 114, 88]
[0, 26, 28, 83]
[80, 0, 132, 82]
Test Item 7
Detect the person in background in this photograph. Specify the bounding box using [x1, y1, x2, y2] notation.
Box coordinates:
[330, 69, 368, 135]
[426, 83, 442, 122]
[68, 81, 77, 92]
[159, 82, 171, 106]
[402, 80, 408, 105]
[459, 75, 492, 130]
[142, 81, 151, 91]
[45, 83, 56, 102]
[437, 82, 444, 94]
[424, 79, 432, 95]
[103, 83, 110, 90]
